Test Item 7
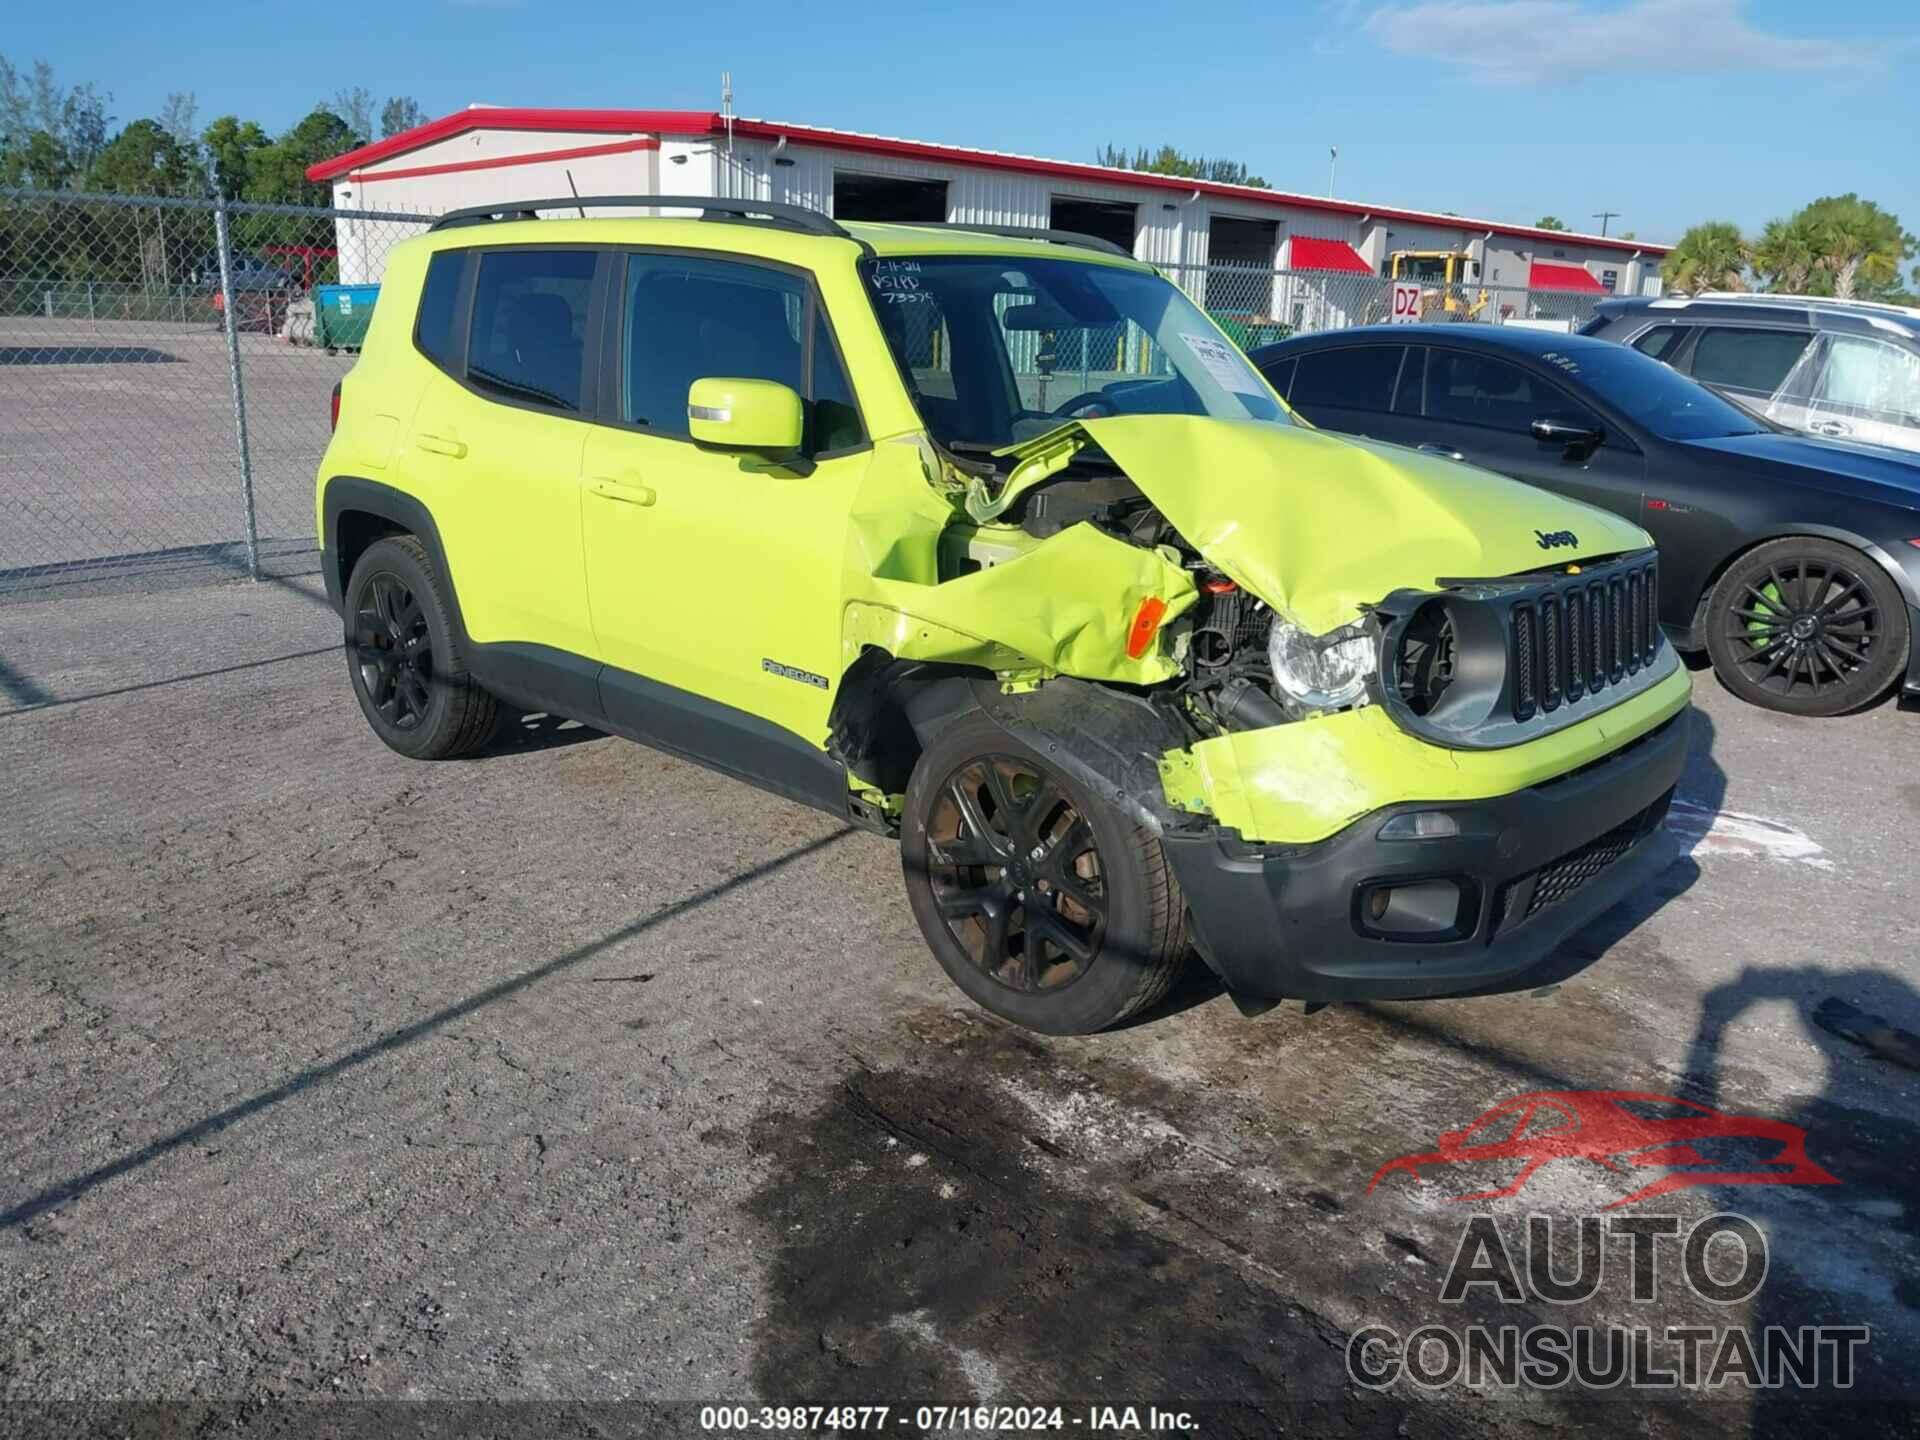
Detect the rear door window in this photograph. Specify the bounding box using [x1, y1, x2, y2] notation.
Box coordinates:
[467, 249, 597, 413]
[1689, 327, 1814, 393]
[1289, 345, 1403, 414]
[1426, 348, 1598, 434]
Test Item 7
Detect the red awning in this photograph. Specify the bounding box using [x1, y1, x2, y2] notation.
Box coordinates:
[1529, 260, 1606, 293]
[1287, 236, 1373, 274]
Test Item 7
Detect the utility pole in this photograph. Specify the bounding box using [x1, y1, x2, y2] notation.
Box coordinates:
[1329, 146, 1338, 198]
[1592, 209, 1620, 236]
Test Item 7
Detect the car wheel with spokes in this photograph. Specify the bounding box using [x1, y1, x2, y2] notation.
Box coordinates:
[901, 710, 1187, 1034]
[344, 535, 498, 758]
[1703, 537, 1908, 717]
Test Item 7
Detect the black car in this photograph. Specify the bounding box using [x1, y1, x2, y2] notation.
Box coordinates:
[1250, 325, 1920, 716]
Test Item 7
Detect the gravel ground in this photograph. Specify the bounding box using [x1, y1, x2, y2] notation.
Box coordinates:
[2, 576, 1917, 1438]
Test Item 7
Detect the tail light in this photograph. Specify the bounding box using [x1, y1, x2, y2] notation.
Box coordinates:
[330, 381, 342, 433]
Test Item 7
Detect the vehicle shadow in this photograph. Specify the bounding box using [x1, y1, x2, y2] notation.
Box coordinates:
[478, 708, 607, 757]
[1678, 961, 1920, 1435]
[0, 644, 342, 718]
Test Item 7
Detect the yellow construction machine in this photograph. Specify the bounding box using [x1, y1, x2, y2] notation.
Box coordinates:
[1388, 250, 1491, 320]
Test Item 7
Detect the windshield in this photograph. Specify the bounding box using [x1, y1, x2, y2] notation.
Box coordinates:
[862, 255, 1289, 451]
[1537, 342, 1766, 441]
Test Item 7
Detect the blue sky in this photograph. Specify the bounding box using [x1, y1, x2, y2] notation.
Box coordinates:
[9, 0, 1916, 245]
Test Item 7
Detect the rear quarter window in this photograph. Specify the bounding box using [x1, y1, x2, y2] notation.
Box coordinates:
[1630, 325, 1688, 363]
[414, 251, 466, 373]
[1258, 354, 1297, 400]
[1290, 345, 1403, 414]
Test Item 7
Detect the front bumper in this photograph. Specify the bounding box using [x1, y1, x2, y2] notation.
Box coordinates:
[1163, 711, 1689, 1003]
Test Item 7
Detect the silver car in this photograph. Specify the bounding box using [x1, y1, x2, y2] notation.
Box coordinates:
[1582, 292, 1920, 458]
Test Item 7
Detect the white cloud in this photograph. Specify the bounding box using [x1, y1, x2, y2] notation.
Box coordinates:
[1362, 0, 1874, 83]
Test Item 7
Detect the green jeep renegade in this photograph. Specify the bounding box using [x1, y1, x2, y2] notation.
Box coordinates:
[317, 197, 1690, 1034]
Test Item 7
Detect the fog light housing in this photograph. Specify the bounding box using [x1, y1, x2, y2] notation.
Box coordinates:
[1355, 878, 1475, 940]
[1378, 810, 1461, 841]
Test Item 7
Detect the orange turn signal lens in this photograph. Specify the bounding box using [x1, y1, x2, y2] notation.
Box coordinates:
[1126, 596, 1169, 660]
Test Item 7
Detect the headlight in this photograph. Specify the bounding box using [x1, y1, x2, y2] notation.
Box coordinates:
[1267, 617, 1375, 711]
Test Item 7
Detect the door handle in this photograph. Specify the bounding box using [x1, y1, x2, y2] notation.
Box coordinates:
[589, 476, 657, 507]
[416, 431, 467, 458]
[1809, 420, 1850, 437]
[1418, 443, 1465, 461]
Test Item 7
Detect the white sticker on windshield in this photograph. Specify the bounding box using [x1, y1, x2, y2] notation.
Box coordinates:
[1181, 333, 1262, 396]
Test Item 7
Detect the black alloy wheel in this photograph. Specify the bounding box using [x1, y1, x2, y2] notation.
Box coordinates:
[923, 754, 1108, 995]
[900, 709, 1187, 1034]
[1705, 537, 1908, 717]
[352, 572, 434, 732]
[342, 534, 498, 759]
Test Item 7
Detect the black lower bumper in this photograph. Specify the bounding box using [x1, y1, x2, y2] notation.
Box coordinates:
[1164, 713, 1690, 1004]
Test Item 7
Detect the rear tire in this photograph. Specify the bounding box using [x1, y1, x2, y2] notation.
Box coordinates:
[900, 710, 1187, 1034]
[343, 535, 498, 759]
[1703, 538, 1908, 717]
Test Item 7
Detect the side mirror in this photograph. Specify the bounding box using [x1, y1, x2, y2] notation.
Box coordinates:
[688, 377, 804, 458]
[1531, 415, 1604, 455]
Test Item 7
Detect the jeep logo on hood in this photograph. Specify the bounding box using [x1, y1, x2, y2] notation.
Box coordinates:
[1535, 529, 1579, 550]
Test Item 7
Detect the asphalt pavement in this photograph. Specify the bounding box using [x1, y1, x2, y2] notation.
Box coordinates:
[2, 575, 1916, 1438]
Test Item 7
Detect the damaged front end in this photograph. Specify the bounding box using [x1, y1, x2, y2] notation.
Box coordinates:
[830, 411, 1692, 1005]
[835, 413, 1688, 818]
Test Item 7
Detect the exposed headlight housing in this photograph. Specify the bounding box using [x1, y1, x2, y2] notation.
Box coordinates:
[1267, 616, 1376, 711]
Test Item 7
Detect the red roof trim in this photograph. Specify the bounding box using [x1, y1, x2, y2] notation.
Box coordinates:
[308, 107, 1667, 256]
[307, 108, 710, 180]
[345, 136, 659, 185]
[1287, 236, 1373, 274]
[1528, 260, 1608, 293]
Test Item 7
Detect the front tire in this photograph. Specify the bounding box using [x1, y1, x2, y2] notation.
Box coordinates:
[1703, 538, 1908, 716]
[900, 710, 1187, 1034]
[343, 535, 498, 759]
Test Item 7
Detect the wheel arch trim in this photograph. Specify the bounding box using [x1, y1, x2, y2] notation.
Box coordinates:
[320, 475, 470, 649]
[965, 677, 1196, 835]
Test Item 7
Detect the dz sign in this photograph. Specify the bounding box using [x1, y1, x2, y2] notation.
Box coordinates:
[1390, 281, 1424, 323]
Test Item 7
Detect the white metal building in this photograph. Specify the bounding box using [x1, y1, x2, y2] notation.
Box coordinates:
[308, 107, 1667, 297]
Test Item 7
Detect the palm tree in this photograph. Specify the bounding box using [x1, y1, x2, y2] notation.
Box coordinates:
[1795, 194, 1914, 301]
[1662, 221, 1749, 294]
[1752, 217, 1818, 294]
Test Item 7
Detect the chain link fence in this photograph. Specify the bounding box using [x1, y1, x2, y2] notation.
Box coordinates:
[1169, 262, 1608, 349]
[1, 186, 1612, 600]
[0, 187, 430, 597]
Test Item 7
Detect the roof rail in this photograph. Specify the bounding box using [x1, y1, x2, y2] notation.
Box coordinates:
[426, 195, 855, 241]
[915, 222, 1136, 259]
[1692, 290, 1920, 321]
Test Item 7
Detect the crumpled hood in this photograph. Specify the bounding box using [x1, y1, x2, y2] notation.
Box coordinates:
[1048, 415, 1652, 633]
